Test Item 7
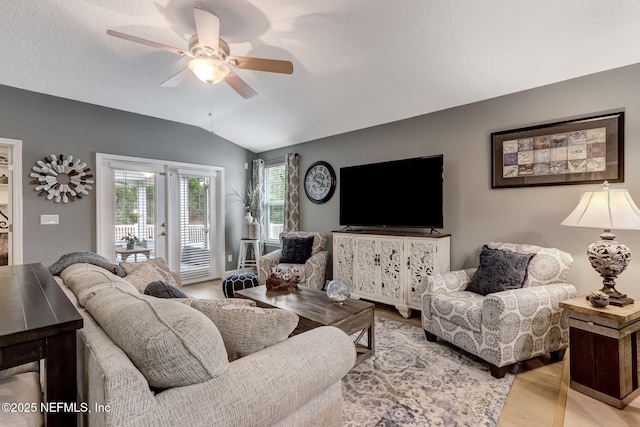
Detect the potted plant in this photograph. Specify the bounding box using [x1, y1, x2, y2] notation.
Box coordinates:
[124, 233, 138, 250]
[235, 182, 261, 239]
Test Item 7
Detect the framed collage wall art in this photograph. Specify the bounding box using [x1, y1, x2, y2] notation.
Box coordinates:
[491, 112, 624, 188]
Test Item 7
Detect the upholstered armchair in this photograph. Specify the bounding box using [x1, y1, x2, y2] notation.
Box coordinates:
[421, 242, 577, 378]
[258, 231, 330, 290]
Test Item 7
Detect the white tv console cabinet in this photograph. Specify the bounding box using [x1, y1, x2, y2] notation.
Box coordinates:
[333, 230, 450, 318]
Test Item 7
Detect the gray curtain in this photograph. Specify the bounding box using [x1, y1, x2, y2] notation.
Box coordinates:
[284, 153, 299, 232]
[252, 159, 265, 243]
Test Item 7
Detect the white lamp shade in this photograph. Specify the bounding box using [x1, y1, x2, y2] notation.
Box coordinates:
[188, 57, 230, 84]
[561, 188, 640, 230]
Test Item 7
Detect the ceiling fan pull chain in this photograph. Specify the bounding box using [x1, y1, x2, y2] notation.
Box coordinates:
[209, 83, 214, 134]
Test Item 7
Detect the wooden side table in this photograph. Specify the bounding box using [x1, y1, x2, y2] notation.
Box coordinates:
[560, 296, 640, 408]
[0, 263, 84, 426]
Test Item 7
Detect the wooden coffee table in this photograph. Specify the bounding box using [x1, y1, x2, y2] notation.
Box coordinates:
[236, 285, 375, 364]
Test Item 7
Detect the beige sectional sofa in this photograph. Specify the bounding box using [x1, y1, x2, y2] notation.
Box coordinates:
[54, 261, 356, 427]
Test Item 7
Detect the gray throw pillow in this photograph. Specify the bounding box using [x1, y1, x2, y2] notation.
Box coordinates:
[144, 281, 188, 298]
[48, 251, 126, 277]
[466, 246, 534, 296]
[281, 236, 314, 264]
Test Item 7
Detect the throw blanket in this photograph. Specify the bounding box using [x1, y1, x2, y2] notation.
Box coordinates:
[48, 251, 126, 277]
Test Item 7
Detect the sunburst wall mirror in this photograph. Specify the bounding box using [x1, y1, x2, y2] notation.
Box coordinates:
[30, 154, 94, 203]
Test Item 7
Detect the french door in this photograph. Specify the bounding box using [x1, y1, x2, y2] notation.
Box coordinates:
[0, 138, 22, 266]
[97, 154, 224, 284]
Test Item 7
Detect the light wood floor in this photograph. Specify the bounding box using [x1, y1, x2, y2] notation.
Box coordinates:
[184, 280, 640, 426]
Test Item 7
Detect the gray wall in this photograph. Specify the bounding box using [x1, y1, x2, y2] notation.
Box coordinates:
[0, 84, 255, 271]
[262, 63, 640, 296]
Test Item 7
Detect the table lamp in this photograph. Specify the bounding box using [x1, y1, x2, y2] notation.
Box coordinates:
[561, 181, 640, 306]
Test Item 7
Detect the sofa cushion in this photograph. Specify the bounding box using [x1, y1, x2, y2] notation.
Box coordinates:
[85, 287, 229, 388]
[466, 246, 534, 296]
[180, 299, 299, 361]
[0, 372, 43, 427]
[431, 291, 484, 332]
[144, 281, 188, 298]
[0, 362, 38, 381]
[60, 263, 138, 307]
[122, 261, 177, 293]
[281, 236, 314, 264]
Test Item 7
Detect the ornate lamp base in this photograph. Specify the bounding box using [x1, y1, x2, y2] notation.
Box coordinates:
[587, 232, 634, 307]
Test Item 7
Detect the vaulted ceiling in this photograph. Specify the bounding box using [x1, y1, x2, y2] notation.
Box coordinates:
[1, 1, 639, 153]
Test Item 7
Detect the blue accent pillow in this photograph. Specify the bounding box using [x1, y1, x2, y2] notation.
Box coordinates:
[466, 246, 534, 296]
[144, 280, 188, 298]
[281, 236, 314, 264]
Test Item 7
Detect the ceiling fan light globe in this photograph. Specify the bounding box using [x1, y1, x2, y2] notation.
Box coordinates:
[188, 57, 230, 84]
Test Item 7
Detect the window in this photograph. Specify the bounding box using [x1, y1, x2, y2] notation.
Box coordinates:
[264, 163, 285, 242]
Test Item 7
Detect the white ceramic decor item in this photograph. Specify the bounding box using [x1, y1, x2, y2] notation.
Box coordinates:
[241, 212, 253, 239]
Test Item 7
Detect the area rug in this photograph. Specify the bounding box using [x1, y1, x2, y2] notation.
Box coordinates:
[342, 317, 515, 426]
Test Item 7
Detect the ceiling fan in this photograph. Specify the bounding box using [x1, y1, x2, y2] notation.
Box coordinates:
[107, 7, 293, 99]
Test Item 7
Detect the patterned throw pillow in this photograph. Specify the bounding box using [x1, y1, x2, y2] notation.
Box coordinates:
[180, 299, 298, 361]
[466, 246, 534, 296]
[281, 236, 314, 264]
[121, 259, 178, 293]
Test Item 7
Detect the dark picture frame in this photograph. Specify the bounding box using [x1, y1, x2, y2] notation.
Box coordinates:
[491, 112, 624, 188]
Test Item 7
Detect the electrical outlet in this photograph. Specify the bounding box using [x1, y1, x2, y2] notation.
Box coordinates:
[227, 254, 232, 262]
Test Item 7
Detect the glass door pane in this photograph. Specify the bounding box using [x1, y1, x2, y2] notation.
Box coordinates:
[174, 172, 216, 282]
[113, 168, 166, 262]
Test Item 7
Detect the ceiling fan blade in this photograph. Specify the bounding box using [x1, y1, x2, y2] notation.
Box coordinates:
[160, 67, 191, 87]
[228, 56, 293, 74]
[193, 7, 220, 50]
[107, 30, 191, 57]
[224, 71, 257, 99]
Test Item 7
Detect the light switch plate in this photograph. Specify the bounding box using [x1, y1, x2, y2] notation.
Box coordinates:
[40, 214, 59, 225]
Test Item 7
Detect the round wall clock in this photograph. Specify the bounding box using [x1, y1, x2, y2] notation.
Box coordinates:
[30, 154, 94, 203]
[304, 161, 336, 204]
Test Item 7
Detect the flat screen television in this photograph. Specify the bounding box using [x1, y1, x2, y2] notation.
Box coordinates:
[339, 154, 443, 229]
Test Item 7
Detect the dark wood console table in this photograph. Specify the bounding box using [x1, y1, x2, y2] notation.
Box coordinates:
[0, 263, 83, 426]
